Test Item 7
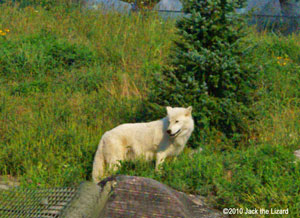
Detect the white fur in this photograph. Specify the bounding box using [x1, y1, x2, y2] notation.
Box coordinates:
[92, 106, 194, 183]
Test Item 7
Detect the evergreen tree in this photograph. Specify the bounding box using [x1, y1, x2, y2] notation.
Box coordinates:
[145, 0, 256, 147]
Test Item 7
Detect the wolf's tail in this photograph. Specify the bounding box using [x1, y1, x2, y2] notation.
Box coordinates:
[92, 139, 105, 184]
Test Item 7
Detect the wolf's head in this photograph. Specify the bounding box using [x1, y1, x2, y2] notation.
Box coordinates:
[166, 106, 194, 138]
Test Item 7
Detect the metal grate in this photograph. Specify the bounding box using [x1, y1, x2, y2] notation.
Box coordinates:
[0, 187, 77, 218]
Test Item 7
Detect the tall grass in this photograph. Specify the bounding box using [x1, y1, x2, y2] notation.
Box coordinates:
[248, 31, 300, 151]
[0, 3, 176, 187]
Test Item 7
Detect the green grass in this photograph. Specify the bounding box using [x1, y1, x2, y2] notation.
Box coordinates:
[0, 3, 176, 187]
[0, 3, 300, 217]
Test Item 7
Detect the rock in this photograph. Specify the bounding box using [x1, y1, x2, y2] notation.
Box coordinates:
[243, 0, 281, 15]
[154, 0, 183, 11]
[0, 176, 225, 218]
[98, 175, 226, 218]
[238, 0, 300, 33]
[237, 0, 300, 16]
[0, 175, 20, 190]
[86, 0, 133, 13]
[153, 0, 188, 19]
[61, 181, 112, 218]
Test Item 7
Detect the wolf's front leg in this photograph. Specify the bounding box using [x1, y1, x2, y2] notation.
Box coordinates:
[155, 152, 167, 171]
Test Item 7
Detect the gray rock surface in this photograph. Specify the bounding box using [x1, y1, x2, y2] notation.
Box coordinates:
[153, 0, 187, 19]
[0, 176, 225, 217]
[154, 0, 183, 11]
[61, 181, 112, 218]
[87, 0, 133, 13]
[243, 0, 281, 15]
[238, 0, 300, 33]
[0, 176, 19, 190]
[238, 0, 300, 16]
[98, 175, 226, 218]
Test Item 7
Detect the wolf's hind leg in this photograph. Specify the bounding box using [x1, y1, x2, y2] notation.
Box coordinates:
[107, 160, 122, 174]
[92, 141, 105, 184]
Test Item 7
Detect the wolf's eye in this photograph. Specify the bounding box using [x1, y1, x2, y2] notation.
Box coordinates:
[175, 120, 179, 123]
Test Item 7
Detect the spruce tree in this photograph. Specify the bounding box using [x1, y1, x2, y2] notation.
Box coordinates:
[146, 0, 256, 146]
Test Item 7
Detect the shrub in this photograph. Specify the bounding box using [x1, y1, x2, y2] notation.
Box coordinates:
[2, 0, 85, 9]
[0, 31, 95, 80]
[143, 0, 257, 147]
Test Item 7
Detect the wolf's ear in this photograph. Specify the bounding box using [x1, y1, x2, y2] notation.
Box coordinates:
[166, 106, 172, 114]
[185, 106, 192, 116]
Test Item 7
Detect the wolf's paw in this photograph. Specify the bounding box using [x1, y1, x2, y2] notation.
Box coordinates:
[155, 165, 163, 174]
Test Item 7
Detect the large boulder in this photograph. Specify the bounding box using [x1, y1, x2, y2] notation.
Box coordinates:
[86, 0, 133, 13]
[242, 0, 281, 15]
[0, 176, 19, 190]
[97, 175, 226, 218]
[237, 0, 300, 16]
[153, 0, 187, 19]
[237, 0, 300, 33]
[154, 0, 183, 11]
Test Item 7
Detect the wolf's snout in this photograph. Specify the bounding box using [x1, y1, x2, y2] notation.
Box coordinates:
[166, 129, 171, 134]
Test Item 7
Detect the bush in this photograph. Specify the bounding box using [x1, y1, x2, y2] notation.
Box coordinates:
[143, 0, 257, 147]
[1, 0, 85, 9]
[0, 31, 95, 80]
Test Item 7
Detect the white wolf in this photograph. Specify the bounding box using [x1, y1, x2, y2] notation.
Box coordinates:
[92, 106, 194, 183]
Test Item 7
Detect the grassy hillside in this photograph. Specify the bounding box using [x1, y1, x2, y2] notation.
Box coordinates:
[0, 2, 299, 217]
[0, 3, 176, 186]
